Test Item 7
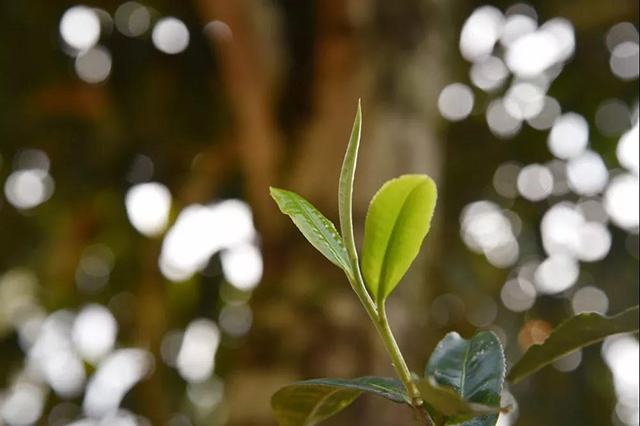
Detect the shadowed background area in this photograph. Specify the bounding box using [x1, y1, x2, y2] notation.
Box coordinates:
[0, 0, 638, 425]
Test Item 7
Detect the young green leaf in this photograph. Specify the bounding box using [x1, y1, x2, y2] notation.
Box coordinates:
[338, 100, 362, 265]
[270, 188, 352, 275]
[508, 305, 640, 384]
[361, 175, 437, 302]
[271, 377, 410, 426]
[423, 331, 505, 426]
[414, 377, 502, 423]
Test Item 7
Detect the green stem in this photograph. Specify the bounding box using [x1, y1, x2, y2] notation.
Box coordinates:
[375, 301, 421, 402]
[346, 265, 433, 425]
[346, 266, 420, 400]
[337, 138, 429, 421]
[346, 269, 378, 322]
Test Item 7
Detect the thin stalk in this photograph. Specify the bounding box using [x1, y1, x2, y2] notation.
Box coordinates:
[374, 301, 420, 402]
[346, 269, 379, 324]
[336, 101, 432, 424]
[346, 265, 418, 400]
[346, 272, 431, 426]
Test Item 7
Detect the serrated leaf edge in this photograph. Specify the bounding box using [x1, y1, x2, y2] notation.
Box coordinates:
[270, 187, 352, 275]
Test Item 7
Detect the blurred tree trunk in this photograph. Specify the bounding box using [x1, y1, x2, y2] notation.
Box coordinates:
[196, 0, 449, 424]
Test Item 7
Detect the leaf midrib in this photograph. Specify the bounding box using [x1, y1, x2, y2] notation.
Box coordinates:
[376, 182, 422, 300]
[366, 383, 409, 403]
[303, 387, 356, 425]
[459, 341, 471, 399]
[299, 380, 409, 404]
[289, 195, 350, 272]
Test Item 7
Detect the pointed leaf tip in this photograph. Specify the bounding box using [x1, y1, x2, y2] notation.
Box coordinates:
[338, 101, 363, 264]
[507, 306, 640, 384]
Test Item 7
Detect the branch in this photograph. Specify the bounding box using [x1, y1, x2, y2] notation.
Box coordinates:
[194, 0, 284, 238]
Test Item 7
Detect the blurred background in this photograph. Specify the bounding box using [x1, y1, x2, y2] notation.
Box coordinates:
[0, 0, 638, 425]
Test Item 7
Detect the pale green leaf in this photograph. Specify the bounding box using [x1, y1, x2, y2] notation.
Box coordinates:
[272, 377, 410, 426]
[508, 305, 640, 384]
[424, 331, 505, 425]
[362, 175, 437, 301]
[338, 100, 362, 264]
[270, 188, 351, 275]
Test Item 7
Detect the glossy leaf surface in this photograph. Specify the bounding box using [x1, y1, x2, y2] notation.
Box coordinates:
[508, 306, 640, 384]
[272, 377, 410, 426]
[361, 175, 437, 301]
[270, 188, 351, 275]
[415, 377, 502, 423]
[424, 331, 505, 425]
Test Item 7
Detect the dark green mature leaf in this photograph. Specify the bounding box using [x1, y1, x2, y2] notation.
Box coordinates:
[424, 331, 505, 426]
[338, 100, 362, 264]
[415, 377, 502, 422]
[270, 188, 352, 276]
[361, 175, 437, 301]
[508, 306, 640, 384]
[271, 377, 410, 426]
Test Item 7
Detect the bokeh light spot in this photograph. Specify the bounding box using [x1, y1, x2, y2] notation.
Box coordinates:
[610, 42, 640, 81]
[470, 56, 509, 92]
[4, 170, 54, 210]
[548, 112, 589, 160]
[59, 6, 101, 53]
[517, 164, 554, 201]
[438, 83, 474, 121]
[605, 174, 640, 232]
[518, 319, 552, 351]
[506, 31, 559, 77]
[606, 22, 640, 52]
[493, 162, 521, 198]
[125, 182, 172, 237]
[577, 222, 612, 262]
[219, 304, 253, 337]
[204, 20, 233, 41]
[617, 122, 639, 175]
[461, 201, 520, 267]
[602, 336, 639, 425]
[487, 99, 522, 138]
[460, 6, 504, 62]
[528, 96, 561, 130]
[75, 46, 112, 84]
[572, 286, 609, 314]
[72, 304, 118, 363]
[566, 150, 609, 196]
[504, 82, 545, 120]
[500, 14, 537, 47]
[596, 99, 632, 136]
[159, 200, 257, 282]
[534, 255, 580, 294]
[0, 383, 46, 426]
[152, 18, 190, 55]
[83, 349, 153, 417]
[176, 319, 220, 383]
[501, 278, 536, 313]
[115, 2, 150, 37]
[221, 244, 263, 291]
